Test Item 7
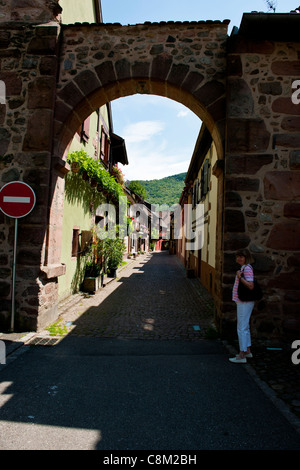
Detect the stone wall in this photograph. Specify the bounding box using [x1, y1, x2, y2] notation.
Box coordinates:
[0, 0, 62, 23]
[0, 20, 62, 330]
[223, 32, 300, 339]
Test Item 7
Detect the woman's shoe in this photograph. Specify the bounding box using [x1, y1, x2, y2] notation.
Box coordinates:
[229, 356, 247, 363]
[236, 353, 253, 358]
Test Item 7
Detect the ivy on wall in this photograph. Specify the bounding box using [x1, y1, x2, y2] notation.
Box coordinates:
[67, 149, 124, 203]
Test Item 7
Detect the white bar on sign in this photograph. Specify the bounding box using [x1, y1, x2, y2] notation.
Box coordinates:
[3, 196, 31, 203]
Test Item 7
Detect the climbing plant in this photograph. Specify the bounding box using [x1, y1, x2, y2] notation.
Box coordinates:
[67, 149, 124, 202]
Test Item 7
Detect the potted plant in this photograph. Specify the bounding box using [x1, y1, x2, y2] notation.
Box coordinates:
[82, 260, 103, 293]
[81, 226, 103, 293]
[103, 237, 125, 278]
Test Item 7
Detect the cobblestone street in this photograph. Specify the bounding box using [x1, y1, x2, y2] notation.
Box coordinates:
[52, 252, 216, 341]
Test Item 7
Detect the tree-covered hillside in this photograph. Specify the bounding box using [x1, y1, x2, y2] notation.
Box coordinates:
[137, 172, 186, 207]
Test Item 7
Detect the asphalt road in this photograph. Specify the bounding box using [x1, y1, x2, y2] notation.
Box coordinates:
[0, 336, 300, 451]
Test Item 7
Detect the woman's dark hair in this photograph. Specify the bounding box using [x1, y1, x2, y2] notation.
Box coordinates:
[235, 248, 254, 265]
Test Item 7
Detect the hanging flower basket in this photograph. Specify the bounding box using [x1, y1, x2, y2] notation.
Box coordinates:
[82, 171, 89, 181]
[71, 162, 80, 173]
[112, 165, 125, 185]
[97, 183, 103, 192]
[91, 178, 97, 188]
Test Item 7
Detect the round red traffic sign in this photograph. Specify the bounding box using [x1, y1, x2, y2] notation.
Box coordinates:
[0, 181, 36, 218]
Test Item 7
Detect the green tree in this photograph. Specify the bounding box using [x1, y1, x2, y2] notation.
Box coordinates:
[138, 173, 186, 206]
[128, 180, 147, 199]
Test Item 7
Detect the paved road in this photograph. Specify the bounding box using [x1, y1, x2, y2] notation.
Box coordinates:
[0, 252, 300, 450]
[1, 337, 300, 450]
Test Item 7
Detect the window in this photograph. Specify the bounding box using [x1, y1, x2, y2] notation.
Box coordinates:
[71, 228, 80, 258]
[100, 126, 110, 166]
[200, 159, 210, 199]
[81, 230, 92, 255]
[80, 116, 90, 144]
[193, 179, 199, 208]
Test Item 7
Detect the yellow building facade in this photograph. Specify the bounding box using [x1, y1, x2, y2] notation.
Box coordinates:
[177, 124, 218, 296]
[58, 0, 127, 300]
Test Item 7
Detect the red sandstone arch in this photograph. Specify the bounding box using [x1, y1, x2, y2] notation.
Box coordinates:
[49, 25, 228, 327]
[43, 21, 229, 336]
[53, 22, 229, 162]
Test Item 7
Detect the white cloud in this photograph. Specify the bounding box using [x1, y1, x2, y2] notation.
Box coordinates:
[111, 95, 201, 182]
[121, 139, 192, 181]
[177, 110, 189, 118]
[123, 120, 165, 144]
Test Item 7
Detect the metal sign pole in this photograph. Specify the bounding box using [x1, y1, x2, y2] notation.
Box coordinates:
[0, 182, 36, 332]
[10, 217, 18, 332]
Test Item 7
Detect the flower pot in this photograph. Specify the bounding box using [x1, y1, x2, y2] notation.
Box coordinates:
[71, 162, 80, 173]
[107, 268, 117, 278]
[82, 171, 89, 181]
[91, 178, 97, 188]
[82, 275, 102, 293]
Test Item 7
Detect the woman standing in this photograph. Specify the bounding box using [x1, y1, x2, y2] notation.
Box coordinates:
[229, 249, 255, 363]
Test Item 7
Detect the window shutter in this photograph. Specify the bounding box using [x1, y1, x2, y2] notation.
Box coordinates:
[81, 116, 90, 143]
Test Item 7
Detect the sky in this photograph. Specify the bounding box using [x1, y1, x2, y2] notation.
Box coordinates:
[101, 0, 298, 180]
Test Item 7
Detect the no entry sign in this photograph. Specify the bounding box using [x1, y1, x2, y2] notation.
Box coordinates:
[0, 181, 36, 218]
[0, 181, 36, 331]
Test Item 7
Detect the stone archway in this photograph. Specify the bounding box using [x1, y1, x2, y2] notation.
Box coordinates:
[53, 21, 229, 159]
[48, 21, 229, 330]
[0, 16, 229, 331]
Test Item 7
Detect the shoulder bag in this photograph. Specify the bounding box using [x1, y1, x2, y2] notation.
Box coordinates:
[238, 265, 263, 301]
